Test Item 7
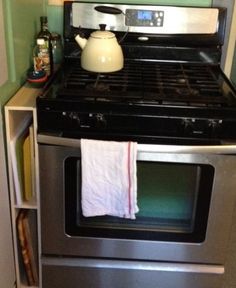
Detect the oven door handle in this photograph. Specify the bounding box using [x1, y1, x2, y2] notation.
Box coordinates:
[37, 134, 236, 155]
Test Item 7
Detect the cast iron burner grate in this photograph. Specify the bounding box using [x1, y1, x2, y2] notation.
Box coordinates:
[57, 61, 228, 107]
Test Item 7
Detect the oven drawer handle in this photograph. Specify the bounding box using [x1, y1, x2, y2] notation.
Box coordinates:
[37, 134, 236, 154]
[42, 256, 224, 274]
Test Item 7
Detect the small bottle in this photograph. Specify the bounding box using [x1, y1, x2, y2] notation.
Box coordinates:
[33, 38, 51, 75]
[36, 16, 53, 76]
[51, 33, 63, 65]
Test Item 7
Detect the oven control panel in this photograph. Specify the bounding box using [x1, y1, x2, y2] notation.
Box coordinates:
[71, 3, 219, 34]
[181, 118, 223, 137]
[37, 104, 236, 141]
[125, 9, 164, 27]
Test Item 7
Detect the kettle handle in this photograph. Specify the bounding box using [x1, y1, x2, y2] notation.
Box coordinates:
[94, 5, 123, 15]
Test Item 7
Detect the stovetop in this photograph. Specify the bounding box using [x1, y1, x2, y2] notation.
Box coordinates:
[53, 61, 235, 107]
[37, 60, 236, 144]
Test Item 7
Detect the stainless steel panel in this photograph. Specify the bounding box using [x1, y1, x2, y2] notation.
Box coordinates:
[42, 257, 224, 288]
[39, 139, 236, 263]
[38, 133, 236, 154]
[71, 3, 219, 34]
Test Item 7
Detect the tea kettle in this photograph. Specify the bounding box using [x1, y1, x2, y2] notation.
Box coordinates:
[75, 24, 124, 73]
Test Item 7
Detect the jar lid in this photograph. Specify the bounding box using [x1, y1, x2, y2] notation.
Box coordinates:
[27, 70, 47, 83]
[51, 32, 61, 40]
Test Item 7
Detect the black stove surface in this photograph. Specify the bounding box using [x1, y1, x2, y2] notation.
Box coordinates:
[37, 60, 236, 144]
[56, 60, 235, 107]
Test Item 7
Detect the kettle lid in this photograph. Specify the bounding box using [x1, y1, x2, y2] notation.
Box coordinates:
[91, 24, 115, 39]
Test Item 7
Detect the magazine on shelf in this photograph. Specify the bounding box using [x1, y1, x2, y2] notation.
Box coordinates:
[23, 125, 35, 201]
[9, 116, 34, 205]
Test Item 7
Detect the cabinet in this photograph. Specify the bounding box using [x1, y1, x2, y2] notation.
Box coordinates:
[5, 85, 42, 288]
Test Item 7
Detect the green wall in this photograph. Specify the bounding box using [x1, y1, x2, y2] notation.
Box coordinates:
[47, 5, 63, 36]
[0, 0, 44, 106]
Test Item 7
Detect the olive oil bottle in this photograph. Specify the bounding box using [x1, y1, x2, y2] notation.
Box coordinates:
[34, 16, 53, 76]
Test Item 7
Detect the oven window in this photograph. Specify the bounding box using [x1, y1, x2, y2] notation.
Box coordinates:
[65, 158, 214, 243]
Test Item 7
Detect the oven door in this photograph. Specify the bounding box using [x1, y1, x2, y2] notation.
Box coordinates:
[38, 134, 236, 264]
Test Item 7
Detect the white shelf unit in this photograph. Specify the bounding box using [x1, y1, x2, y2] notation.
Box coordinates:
[5, 85, 42, 288]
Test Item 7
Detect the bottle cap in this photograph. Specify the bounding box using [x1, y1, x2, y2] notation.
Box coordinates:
[40, 16, 48, 23]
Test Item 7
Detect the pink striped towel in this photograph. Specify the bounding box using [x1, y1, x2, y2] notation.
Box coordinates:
[81, 139, 138, 219]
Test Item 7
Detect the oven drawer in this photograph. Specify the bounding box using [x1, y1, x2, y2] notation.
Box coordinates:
[42, 257, 224, 288]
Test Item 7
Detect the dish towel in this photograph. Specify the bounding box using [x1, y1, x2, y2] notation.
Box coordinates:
[81, 139, 139, 219]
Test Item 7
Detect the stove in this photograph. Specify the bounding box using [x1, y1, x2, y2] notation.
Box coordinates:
[38, 3, 236, 288]
[37, 2, 236, 145]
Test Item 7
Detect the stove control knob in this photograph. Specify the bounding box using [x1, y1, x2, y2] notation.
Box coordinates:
[95, 113, 107, 129]
[68, 112, 80, 125]
[182, 118, 194, 135]
[208, 119, 222, 136]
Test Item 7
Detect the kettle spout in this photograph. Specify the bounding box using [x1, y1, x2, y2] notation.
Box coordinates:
[75, 35, 87, 50]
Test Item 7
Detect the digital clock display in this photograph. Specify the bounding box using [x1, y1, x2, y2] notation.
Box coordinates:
[125, 9, 164, 27]
[137, 10, 152, 21]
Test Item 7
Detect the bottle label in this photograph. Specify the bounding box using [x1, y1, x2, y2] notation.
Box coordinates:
[33, 56, 43, 72]
[34, 39, 51, 75]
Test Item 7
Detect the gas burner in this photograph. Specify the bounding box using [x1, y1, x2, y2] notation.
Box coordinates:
[176, 78, 189, 84]
[175, 88, 200, 97]
[54, 61, 236, 107]
[86, 82, 110, 92]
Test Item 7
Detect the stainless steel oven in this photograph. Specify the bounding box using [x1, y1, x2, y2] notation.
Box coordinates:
[37, 2, 236, 288]
[38, 135, 236, 288]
